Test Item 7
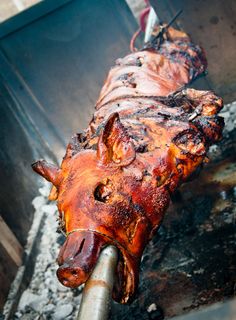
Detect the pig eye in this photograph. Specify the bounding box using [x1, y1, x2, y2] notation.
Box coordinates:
[94, 180, 113, 203]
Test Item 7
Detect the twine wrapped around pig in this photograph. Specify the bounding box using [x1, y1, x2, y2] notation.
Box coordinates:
[32, 27, 224, 303]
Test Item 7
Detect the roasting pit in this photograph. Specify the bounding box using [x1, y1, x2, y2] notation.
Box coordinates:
[2, 99, 235, 320]
[1, 0, 236, 319]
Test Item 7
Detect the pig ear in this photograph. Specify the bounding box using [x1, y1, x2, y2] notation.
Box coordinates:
[97, 113, 135, 166]
[64, 133, 84, 159]
[31, 160, 61, 186]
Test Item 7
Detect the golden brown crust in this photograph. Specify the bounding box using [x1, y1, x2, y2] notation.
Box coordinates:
[96, 27, 207, 110]
[32, 27, 224, 303]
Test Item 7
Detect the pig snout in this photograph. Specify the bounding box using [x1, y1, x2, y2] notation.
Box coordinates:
[57, 230, 107, 288]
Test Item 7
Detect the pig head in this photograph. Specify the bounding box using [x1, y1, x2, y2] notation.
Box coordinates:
[32, 113, 170, 303]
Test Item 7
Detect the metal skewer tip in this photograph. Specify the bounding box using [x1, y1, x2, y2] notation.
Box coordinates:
[77, 245, 118, 320]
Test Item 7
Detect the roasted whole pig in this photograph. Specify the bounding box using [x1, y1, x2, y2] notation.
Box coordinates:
[32, 27, 224, 303]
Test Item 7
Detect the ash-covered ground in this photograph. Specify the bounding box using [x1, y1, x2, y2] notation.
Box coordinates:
[12, 185, 83, 320]
[5, 101, 235, 320]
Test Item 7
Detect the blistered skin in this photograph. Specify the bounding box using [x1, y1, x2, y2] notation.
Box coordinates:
[96, 27, 206, 109]
[32, 27, 224, 303]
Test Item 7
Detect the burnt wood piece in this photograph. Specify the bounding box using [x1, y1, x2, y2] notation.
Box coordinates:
[0, 216, 23, 267]
[0, 216, 23, 310]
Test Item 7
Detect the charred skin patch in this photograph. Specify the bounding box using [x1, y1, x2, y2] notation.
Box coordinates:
[173, 129, 206, 157]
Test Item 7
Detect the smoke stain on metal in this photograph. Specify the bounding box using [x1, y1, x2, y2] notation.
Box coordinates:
[83, 279, 112, 293]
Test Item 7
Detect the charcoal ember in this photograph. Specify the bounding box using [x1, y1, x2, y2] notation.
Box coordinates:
[52, 304, 73, 320]
[18, 291, 43, 312]
[32, 196, 46, 210]
[42, 303, 55, 315]
[148, 307, 164, 320]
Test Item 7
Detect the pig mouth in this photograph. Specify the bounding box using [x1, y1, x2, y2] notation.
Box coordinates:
[56, 229, 139, 303]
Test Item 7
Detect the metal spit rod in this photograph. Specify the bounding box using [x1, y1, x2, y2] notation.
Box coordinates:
[77, 7, 162, 319]
[144, 6, 159, 43]
[77, 245, 118, 320]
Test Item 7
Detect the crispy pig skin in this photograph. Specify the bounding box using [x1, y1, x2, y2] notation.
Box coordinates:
[32, 27, 224, 303]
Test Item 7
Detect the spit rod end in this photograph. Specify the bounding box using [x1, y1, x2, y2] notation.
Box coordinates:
[77, 245, 118, 320]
